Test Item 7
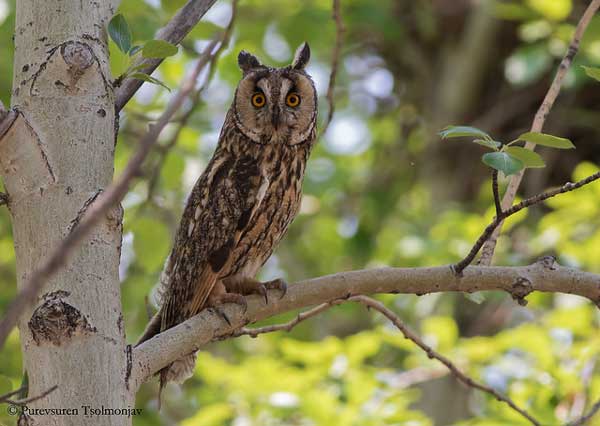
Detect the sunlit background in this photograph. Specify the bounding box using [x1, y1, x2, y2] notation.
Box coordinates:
[1, 0, 600, 425]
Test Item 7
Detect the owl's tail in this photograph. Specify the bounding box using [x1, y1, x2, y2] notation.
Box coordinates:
[136, 311, 198, 409]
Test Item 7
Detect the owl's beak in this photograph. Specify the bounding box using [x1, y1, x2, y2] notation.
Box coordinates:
[271, 105, 281, 128]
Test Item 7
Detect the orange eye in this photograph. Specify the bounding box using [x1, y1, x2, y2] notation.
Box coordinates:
[286, 93, 301, 107]
[251, 92, 266, 108]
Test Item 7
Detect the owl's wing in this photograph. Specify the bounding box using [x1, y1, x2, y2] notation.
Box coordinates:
[160, 153, 268, 331]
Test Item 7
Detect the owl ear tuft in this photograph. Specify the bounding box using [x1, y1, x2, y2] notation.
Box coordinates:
[238, 50, 262, 74]
[291, 42, 310, 70]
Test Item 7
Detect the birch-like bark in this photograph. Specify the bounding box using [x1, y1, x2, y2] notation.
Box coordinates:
[0, 1, 131, 425]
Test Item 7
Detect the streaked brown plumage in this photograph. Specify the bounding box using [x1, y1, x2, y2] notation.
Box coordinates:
[136, 43, 318, 392]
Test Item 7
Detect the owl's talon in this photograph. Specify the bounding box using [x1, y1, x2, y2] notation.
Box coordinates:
[257, 285, 268, 304]
[265, 278, 287, 300]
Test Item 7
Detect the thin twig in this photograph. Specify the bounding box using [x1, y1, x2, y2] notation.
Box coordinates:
[320, 0, 345, 137]
[347, 295, 540, 426]
[567, 399, 600, 426]
[479, 0, 600, 265]
[0, 40, 219, 348]
[0, 384, 57, 406]
[145, 0, 238, 203]
[229, 302, 334, 338]
[455, 170, 600, 273]
[492, 169, 502, 217]
[114, 0, 217, 111]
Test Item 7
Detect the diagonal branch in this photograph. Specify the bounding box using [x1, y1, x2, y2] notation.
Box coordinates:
[0, 40, 219, 349]
[226, 302, 335, 339]
[455, 170, 600, 273]
[478, 0, 600, 265]
[114, 0, 218, 111]
[131, 259, 600, 390]
[567, 398, 600, 426]
[348, 295, 540, 426]
[491, 169, 502, 218]
[145, 0, 238, 204]
[0, 384, 57, 406]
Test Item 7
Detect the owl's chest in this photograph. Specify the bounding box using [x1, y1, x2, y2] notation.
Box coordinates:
[227, 147, 308, 277]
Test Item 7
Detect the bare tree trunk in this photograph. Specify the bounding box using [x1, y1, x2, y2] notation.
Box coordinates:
[0, 1, 132, 425]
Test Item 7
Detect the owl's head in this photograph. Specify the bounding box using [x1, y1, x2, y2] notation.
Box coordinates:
[232, 42, 317, 146]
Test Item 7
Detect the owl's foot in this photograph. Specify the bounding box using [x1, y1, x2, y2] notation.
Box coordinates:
[263, 278, 287, 300]
[222, 276, 288, 304]
[207, 292, 247, 326]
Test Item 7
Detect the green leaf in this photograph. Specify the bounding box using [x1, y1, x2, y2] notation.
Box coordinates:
[129, 45, 142, 56]
[107, 14, 132, 54]
[439, 125, 491, 140]
[142, 40, 178, 59]
[482, 152, 524, 176]
[518, 132, 575, 149]
[130, 72, 171, 91]
[582, 65, 600, 82]
[504, 146, 546, 168]
[474, 139, 502, 150]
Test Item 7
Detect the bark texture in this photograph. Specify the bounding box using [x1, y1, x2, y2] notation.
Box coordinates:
[1, 0, 131, 425]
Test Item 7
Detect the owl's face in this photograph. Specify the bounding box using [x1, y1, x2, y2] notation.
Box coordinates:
[232, 43, 317, 146]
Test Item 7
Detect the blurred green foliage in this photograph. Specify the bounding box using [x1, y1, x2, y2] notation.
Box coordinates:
[1, 0, 600, 425]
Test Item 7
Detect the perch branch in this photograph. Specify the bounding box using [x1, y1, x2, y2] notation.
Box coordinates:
[0, 41, 219, 348]
[114, 0, 218, 111]
[131, 259, 600, 390]
[478, 0, 600, 265]
[320, 0, 345, 136]
[455, 170, 600, 273]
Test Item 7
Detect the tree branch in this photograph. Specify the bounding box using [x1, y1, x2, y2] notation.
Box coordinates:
[145, 0, 238, 204]
[320, 0, 345, 137]
[0, 384, 57, 406]
[0, 40, 219, 349]
[478, 0, 600, 265]
[491, 169, 502, 218]
[567, 398, 600, 426]
[131, 259, 600, 389]
[454, 170, 600, 273]
[226, 301, 335, 339]
[114, 0, 218, 111]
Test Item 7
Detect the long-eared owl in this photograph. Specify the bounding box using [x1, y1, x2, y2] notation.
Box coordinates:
[137, 42, 318, 389]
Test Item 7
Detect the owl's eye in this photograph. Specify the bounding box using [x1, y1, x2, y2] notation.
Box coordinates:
[251, 92, 266, 108]
[286, 93, 301, 107]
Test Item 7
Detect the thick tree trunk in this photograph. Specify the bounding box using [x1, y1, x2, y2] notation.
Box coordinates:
[0, 1, 132, 425]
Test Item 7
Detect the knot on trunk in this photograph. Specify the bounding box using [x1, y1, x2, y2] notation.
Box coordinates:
[61, 42, 94, 78]
[28, 291, 96, 345]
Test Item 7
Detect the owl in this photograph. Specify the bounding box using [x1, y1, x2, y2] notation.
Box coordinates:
[137, 42, 318, 391]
